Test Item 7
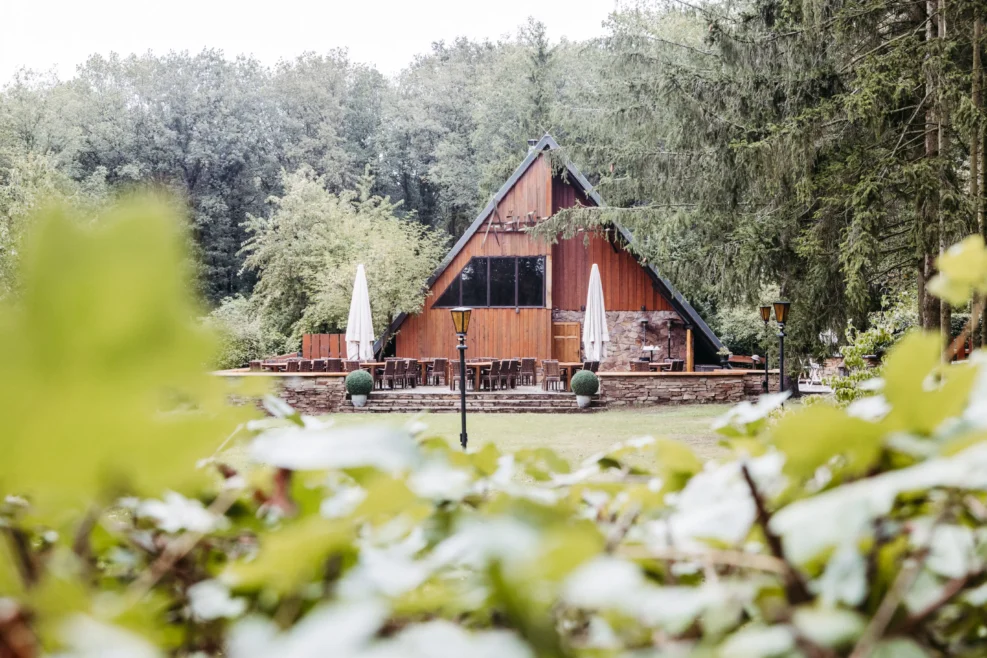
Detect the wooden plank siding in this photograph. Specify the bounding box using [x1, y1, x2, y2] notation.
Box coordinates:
[393, 154, 676, 360]
[302, 333, 346, 359]
[394, 156, 554, 360]
[551, 233, 673, 312]
[550, 177, 673, 312]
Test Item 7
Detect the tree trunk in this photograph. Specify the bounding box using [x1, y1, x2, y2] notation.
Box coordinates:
[975, 11, 986, 344]
[923, 0, 942, 332]
[939, 0, 951, 347]
[918, 262, 927, 328]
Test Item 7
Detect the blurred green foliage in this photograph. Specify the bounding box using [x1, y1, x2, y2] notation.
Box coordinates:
[4, 218, 987, 658]
[0, 200, 256, 521]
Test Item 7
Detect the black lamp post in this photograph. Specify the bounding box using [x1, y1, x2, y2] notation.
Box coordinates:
[450, 307, 472, 450]
[759, 305, 771, 392]
[773, 301, 791, 393]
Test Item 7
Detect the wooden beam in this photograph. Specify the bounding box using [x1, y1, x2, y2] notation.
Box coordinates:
[686, 327, 694, 372]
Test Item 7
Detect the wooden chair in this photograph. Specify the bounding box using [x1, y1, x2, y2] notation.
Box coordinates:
[392, 359, 407, 388]
[511, 359, 522, 387]
[344, 360, 360, 372]
[429, 358, 448, 386]
[326, 358, 343, 373]
[542, 360, 561, 391]
[311, 358, 327, 372]
[481, 360, 501, 391]
[502, 360, 520, 389]
[380, 360, 397, 389]
[404, 360, 420, 388]
[450, 358, 471, 391]
[286, 359, 301, 373]
[298, 359, 312, 372]
[520, 358, 536, 386]
[629, 360, 650, 372]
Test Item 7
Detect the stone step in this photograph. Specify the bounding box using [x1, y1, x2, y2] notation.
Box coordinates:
[356, 397, 607, 403]
[366, 393, 573, 400]
[339, 397, 607, 413]
[340, 405, 606, 414]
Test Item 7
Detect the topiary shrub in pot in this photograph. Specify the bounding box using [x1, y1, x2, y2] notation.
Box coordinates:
[570, 370, 600, 409]
[345, 369, 374, 407]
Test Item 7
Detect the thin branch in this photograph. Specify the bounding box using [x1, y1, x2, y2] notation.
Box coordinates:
[618, 545, 789, 574]
[72, 508, 99, 579]
[605, 505, 642, 553]
[841, 20, 930, 73]
[848, 551, 929, 658]
[899, 573, 973, 632]
[125, 488, 239, 605]
[3, 528, 37, 588]
[849, 505, 947, 658]
[741, 463, 812, 604]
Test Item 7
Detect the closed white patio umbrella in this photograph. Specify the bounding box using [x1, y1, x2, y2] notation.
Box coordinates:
[582, 263, 609, 362]
[345, 264, 375, 361]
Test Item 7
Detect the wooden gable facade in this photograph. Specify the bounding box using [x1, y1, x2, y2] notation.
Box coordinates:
[383, 135, 722, 368]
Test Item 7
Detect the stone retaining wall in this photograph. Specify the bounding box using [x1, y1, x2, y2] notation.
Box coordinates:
[742, 369, 781, 397]
[599, 372, 746, 406]
[220, 372, 347, 415]
[218, 369, 776, 415]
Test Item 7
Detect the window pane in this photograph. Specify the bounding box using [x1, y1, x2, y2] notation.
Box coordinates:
[461, 257, 488, 307]
[489, 257, 516, 306]
[433, 276, 460, 307]
[517, 257, 545, 307]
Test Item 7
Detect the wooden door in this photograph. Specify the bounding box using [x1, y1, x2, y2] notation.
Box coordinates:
[552, 322, 580, 362]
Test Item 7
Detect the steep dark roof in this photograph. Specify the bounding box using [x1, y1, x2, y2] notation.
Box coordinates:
[376, 134, 723, 355]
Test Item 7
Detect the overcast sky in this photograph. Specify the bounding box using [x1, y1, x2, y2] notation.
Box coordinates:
[0, 0, 616, 83]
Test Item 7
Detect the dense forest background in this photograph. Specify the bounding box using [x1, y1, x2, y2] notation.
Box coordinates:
[3, 0, 985, 365]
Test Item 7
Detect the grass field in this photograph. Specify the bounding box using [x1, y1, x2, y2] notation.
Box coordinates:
[322, 405, 732, 463]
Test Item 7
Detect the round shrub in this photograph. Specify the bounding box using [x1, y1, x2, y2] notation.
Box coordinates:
[345, 369, 374, 396]
[570, 370, 600, 396]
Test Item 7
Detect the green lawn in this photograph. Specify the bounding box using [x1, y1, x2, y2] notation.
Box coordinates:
[323, 405, 731, 463]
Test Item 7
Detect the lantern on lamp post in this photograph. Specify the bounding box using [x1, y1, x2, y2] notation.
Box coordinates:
[450, 307, 472, 450]
[773, 301, 791, 393]
[759, 305, 772, 392]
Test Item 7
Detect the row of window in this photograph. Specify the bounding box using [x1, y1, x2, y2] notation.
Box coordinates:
[434, 256, 546, 308]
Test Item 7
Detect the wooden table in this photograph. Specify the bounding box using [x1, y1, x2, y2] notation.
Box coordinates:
[559, 361, 584, 390]
[448, 361, 493, 390]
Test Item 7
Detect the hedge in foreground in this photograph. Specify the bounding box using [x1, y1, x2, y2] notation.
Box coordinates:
[4, 202, 987, 658]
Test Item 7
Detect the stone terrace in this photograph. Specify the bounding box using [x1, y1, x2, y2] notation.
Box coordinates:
[217, 369, 779, 415]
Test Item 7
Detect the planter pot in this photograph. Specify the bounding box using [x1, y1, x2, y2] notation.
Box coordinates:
[351, 394, 368, 408]
[576, 395, 592, 409]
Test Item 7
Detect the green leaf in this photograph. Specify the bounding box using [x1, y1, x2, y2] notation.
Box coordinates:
[792, 606, 865, 647]
[928, 235, 987, 305]
[717, 624, 795, 657]
[0, 200, 256, 521]
[223, 516, 355, 594]
[881, 332, 977, 435]
[770, 405, 883, 482]
[871, 638, 930, 658]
